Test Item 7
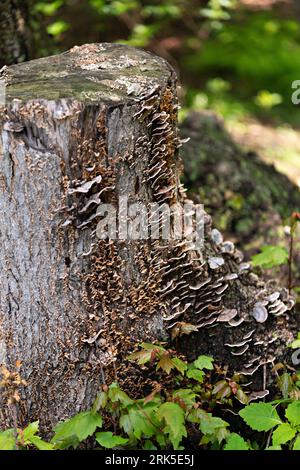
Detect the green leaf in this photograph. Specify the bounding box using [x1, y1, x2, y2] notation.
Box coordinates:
[236, 388, 249, 405]
[47, 20, 69, 36]
[92, 391, 107, 412]
[277, 372, 294, 399]
[34, 0, 63, 16]
[141, 343, 165, 351]
[0, 429, 16, 450]
[199, 413, 229, 436]
[171, 357, 187, 375]
[289, 333, 300, 349]
[286, 401, 300, 426]
[96, 432, 128, 448]
[127, 350, 152, 365]
[272, 423, 296, 446]
[289, 339, 300, 349]
[29, 436, 54, 450]
[193, 355, 214, 370]
[19, 421, 53, 449]
[157, 402, 187, 449]
[224, 433, 249, 450]
[189, 408, 229, 444]
[251, 245, 288, 269]
[120, 403, 159, 440]
[240, 403, 282, 431]
[187, 408, 208, 424]
[266, 445, 282, 450]
[293, 435, 300, 450]
[52, 411, 102, 447]
[22, 421, 39, 441]
[172, 389, 197, 408]
[143, 440, 157, 450]
[186, 368, 205, 382]
[212, 380, 232, 399]
[156, 354, 175, 374]
[108, 383, 133, 406]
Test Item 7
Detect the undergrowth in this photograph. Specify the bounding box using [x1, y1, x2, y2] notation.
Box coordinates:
[1, 340, 300, 451]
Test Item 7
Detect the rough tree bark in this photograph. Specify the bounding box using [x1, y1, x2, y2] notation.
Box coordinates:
[0, 0, 32, 68]
[0, 44, 298, 433]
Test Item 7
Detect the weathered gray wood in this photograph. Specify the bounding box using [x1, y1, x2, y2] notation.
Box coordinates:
[0, 43, 297, 432]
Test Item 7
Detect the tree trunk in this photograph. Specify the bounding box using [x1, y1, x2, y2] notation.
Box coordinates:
[0, 0, 31, 68]
[0, 44, 297, 433]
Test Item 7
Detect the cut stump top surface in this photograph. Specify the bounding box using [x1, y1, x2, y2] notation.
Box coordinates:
[1, 43, 175, 105]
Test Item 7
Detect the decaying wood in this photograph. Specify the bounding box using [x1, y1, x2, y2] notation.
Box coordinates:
[0, 43, 297, 432]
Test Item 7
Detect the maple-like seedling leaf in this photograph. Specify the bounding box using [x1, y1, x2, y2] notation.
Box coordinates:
[251, 245, 288, 269]
[186, 368, 205, 383]
[108, 383, 133, 406]
[52, 411, 102, 446]
[127, 350, 152, 365]
[171, 357, 187, 375]
[120, 404, 158, 440]
[156, 354, 175, 374]
[239, 403, 282, 431]
[96, 432, 128, 448]
[29, 436, 54, 450]
[193, 355, 214, 370]
[157, 402, 187, 449]
[20, 420, 54, 450]
[22, 421, 39, 441]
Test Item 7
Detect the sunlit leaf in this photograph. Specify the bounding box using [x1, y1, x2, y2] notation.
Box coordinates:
[224, 433, 249, 450]
[0, 429, 16, 450]
[239, 403, 281, 431]
[157, 402, 187, 449]
[272, 423, 296, 446]
[193, 355, 214, 370]
[95, 431, 128, 448]
[52, 411, 102, 447]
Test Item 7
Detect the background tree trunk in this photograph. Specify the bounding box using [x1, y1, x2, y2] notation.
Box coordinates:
[0, 0, 32, 68]
[0, 44, 297, 433]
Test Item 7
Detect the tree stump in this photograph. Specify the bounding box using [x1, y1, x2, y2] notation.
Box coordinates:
[0, 44, 297, 432]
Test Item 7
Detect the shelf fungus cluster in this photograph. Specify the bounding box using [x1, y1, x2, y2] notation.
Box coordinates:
[55, 46, 297, 396]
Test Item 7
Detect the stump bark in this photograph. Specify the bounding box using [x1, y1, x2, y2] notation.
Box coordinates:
[0, 44, 297, 432]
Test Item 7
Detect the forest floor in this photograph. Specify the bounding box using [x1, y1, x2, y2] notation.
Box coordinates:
[229, 119, 300, 188]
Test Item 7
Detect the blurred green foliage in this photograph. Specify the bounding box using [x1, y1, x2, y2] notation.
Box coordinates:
[34, 1, 300, 126]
